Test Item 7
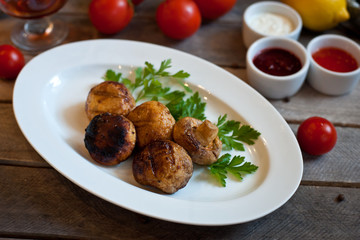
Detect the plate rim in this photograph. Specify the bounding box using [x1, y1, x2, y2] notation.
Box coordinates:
[13, 39, 303, 226]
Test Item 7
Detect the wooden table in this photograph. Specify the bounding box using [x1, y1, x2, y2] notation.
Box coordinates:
[1, 0, 359, 239]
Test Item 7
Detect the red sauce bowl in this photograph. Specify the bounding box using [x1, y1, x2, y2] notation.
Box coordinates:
[307, 34, 360, 95]
[246, 36, 309, 99]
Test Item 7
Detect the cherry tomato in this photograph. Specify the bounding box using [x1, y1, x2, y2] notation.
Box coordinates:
[297, 116, 337, 155]
[156, 0, 201, 40]
[89, 0, 134, 34]
[0, 44, 25, 80]
[194, 0, 236, 20]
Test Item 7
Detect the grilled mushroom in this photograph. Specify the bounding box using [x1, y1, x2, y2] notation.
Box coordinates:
[127, 101, 175, 149]
[173, 117, 222, 165]
[133, 140, 193, 194]
[84, 112, 136, 166]
[85, 81, 136, 120]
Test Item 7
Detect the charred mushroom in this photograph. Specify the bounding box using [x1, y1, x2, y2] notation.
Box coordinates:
[133, 140, 193, 194]
[84, 112, 136, 166]
[127, 101, 175, 149]
[85, 81, 136, 120]
[173, 117, 222, 165]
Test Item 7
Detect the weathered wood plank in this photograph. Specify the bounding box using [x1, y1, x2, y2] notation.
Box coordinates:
[1, 1, 359, 114]
[1, 0, 360, 238]
[0, 79, 13, 102]
[2, 0, 359, 63]
[0, 104, 47, 166]
[60, 0, 91, 14]
[226, 68, 360, 125]
[2, 2, 246, 66]
[1, 103, 360, 182]
[289, 124, 360, 183]
[272, 82, 360, 126]
[0, 165, 359, 239]
[1, 63, 360, 126]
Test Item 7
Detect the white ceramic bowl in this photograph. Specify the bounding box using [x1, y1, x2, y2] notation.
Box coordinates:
[307, 34, 360, 96]
[242, 1, 302, 48]
[246, 37, 310, 99]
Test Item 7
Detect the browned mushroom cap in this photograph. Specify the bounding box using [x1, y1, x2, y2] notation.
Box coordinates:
[85, 81, 136, 120]
[173, 117, 222, 165]
[84, 113, 136, 166]
[133, 140, 193, 194]
[127, 101, 175, 149]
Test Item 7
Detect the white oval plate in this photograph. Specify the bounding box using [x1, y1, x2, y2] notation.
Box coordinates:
[13, 39, 302, 226]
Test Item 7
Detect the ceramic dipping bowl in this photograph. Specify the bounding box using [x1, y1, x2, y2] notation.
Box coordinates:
[242, 1, 302, 48]
[246, 36, 310, 99]
[307, 34, 360, 96]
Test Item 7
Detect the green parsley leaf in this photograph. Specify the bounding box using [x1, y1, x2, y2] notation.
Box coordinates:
[147, 59, 169, 76]
[102, 69, 122, 82]
[102, 69, 134, 90]
[118, 59, 191, 102]
[216, 114, 261, 151]
[167, 92, 206, 121]
[142, 59, 192, 93]
[209, 153, 258, 187]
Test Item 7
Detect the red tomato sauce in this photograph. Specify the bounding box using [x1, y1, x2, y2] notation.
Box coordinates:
[312, 47, 358, 73]
[253, 48, 302, 76]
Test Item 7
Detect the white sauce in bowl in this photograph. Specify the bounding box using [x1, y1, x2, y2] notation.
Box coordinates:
[250, 12, 294, 36]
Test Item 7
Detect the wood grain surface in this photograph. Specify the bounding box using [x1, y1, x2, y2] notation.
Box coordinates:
[0, 0, 359, 239]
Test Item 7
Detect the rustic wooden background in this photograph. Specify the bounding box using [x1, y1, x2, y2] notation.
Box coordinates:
[0, 0, 359, 239]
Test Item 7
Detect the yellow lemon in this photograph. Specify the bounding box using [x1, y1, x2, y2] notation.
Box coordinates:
[281, 0, 350, 31]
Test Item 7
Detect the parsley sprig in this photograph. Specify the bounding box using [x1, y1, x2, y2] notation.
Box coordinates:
[101, 59, 261, 187]
[209, 154, 259, 187]
[134, 60, 192, 102]
[167, 92, 206, 121]
[103, 59, 191, 103]
[216, 114, 261, 151]
[103, 59, 205, 121]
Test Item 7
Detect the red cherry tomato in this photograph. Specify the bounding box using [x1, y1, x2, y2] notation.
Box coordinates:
[194, 0, 236, 20]
[89, 0, 134, 34]
[156, 0, 201, 40]
[0, 44, 25, 80]
[297, 116, 337, 155]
